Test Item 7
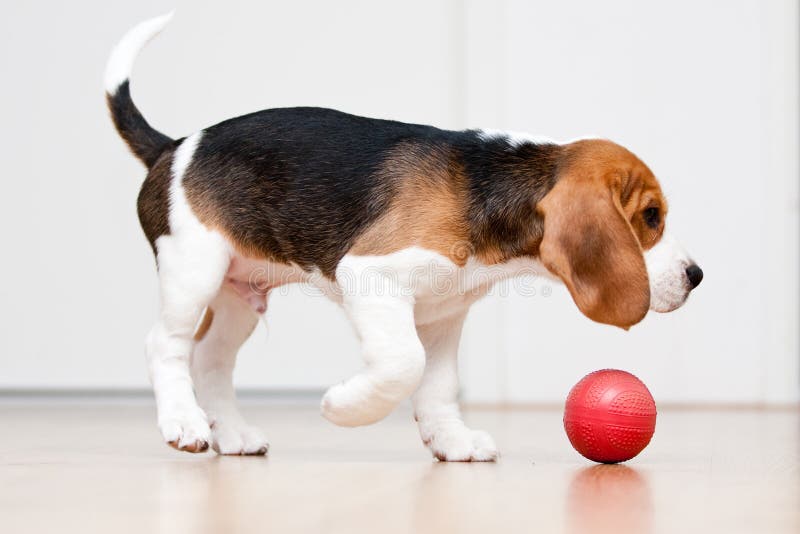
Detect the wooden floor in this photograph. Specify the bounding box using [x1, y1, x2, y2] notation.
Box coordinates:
[1, 402, 798, 534]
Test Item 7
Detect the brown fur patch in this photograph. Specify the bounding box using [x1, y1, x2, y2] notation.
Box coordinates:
[560, 139, 667, 250]
[182, 182, 281, 263]
[193, 307, 215, 341]
[349, 145, 471, 265]
[137, 146, 176, 254]
[537, 139, 667, 328]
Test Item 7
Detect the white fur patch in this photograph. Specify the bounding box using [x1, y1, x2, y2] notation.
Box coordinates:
[645, 232, 693, 312]
[477, 128, 557, 147]
[168, 132, 210, 235]
[104, 11, 174, 94]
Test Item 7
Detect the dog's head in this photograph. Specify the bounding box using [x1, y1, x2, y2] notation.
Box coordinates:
[537, 139, 701, 329]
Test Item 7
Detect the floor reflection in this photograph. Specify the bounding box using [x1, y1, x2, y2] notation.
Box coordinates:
[412, 461, 499, 534]
[155, 457, 265, 534]
[567, 464, 653, 534]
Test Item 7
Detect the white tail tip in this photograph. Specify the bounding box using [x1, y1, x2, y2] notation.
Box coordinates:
[104, 11, 175, 94]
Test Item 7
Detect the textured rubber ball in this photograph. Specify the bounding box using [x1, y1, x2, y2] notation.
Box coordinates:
[563, 369, 657, 463]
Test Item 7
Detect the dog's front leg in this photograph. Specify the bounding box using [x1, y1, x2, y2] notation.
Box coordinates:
[320, 275, 425, 427]
[413, 311, 498, 461]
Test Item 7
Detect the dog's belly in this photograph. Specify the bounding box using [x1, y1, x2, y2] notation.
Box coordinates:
[222, 246, 550, 321]
[223, 255, 309, 313]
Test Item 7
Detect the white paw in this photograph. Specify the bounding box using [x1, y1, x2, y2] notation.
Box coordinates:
[158, 405, 211, 453]
[320, 376, 397, 427]
[210, 419, 269, 456]
[423, 424, 498, 462]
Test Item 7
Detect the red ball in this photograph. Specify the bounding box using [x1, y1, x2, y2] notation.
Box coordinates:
[563, 369, 657, 463]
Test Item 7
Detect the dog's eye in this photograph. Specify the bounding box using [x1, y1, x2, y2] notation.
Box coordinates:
[643, 207, 660, 229]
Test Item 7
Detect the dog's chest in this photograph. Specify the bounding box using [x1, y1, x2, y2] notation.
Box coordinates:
[331, 247, 548, 325]
[412, 290, 485, 326]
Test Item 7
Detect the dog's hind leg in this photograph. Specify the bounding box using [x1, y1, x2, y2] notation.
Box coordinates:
[145, 132, 231, 453]
[192, 286, 269, 455]
[146, 237, 228, 452]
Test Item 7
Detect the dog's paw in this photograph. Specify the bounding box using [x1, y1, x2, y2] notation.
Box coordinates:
[210, 419, 269, 456]
[423, 424, 498, 462]
[320, 377, 395, 427]
[158, 405, 211, 453]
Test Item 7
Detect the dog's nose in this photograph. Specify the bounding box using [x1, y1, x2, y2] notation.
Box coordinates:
[686, 264, 703, 289]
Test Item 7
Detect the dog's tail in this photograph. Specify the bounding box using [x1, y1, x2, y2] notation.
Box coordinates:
[105, 12, 175, 169]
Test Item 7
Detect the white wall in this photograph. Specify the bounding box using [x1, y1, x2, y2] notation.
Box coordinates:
[0, 1, 796, 404]
[459, 0, 800, 405]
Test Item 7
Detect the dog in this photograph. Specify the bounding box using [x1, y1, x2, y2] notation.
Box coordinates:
[106, 13, 702, 461]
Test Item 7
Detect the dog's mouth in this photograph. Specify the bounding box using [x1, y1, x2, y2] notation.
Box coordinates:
[649, 275, 691, 313]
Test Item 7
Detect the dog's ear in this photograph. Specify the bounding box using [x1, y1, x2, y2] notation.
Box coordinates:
[537, 172, 650, 329]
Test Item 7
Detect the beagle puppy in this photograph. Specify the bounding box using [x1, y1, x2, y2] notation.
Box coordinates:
[106, 14, 702, 461]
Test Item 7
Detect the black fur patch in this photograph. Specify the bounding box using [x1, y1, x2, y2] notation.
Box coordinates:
[457, 134, 562, 260]
[107, 81, 173, 168]
[181, 107, 562, 275]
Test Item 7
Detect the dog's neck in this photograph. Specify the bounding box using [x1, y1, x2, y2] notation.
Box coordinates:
[457, 136, 563, 264]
